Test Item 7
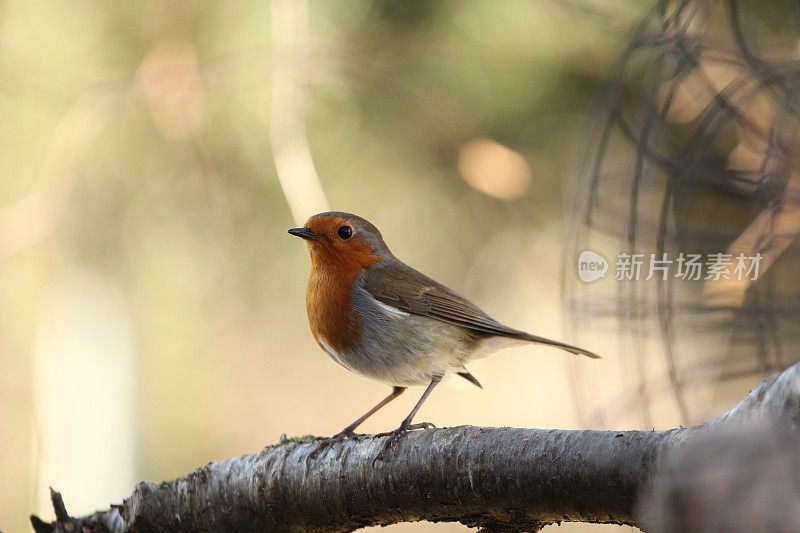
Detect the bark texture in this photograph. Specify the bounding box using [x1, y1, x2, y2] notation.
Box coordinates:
[30, 363, 800, 532]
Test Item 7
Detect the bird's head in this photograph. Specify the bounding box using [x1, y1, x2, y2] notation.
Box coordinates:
[288, 212, 390, 272]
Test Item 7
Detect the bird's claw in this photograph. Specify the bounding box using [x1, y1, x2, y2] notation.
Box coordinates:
[407, 421, 436, 431]
[373, 429, 404, 467]
[306, 428, 357, 464]
[372, 421, 434, 467]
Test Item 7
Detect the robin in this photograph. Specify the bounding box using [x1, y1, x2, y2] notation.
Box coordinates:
[289, 211, 599, 460]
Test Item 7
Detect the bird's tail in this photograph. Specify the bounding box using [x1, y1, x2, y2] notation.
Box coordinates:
[518, 333, 601, 359]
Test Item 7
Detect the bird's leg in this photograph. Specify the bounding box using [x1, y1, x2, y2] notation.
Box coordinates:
[374, 375, 442, 465]
[331, 386, 406, 439]
[308, 386, 405, 461]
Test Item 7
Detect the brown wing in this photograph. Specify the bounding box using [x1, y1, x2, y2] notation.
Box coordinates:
[363, 261, 600, 358]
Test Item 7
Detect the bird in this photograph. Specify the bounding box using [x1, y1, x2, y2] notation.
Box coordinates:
[289, 211, 599, 460]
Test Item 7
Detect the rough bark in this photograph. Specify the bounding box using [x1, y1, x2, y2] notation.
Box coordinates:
[639, 420, 800, 532]
[30, 363, 800, 533]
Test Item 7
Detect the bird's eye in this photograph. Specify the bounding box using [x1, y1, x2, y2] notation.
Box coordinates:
[337, 225, 353, 240]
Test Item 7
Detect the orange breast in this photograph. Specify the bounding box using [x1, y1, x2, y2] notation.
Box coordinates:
[306, 244, 382, 354]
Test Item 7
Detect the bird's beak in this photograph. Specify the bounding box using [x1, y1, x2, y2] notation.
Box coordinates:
[288, 227, 319, 241]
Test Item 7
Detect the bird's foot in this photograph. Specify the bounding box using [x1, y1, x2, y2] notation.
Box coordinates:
[307, 428, 358, 463]
[374, 421, 436, 437]
[372, 421, 435, 467]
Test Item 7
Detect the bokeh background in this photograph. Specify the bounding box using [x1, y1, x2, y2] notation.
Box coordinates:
[3, 1, 797, 531]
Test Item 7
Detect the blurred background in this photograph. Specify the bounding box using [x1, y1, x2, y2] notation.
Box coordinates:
[3, 1, 798, 531]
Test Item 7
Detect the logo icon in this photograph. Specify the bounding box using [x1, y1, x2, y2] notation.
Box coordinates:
[578, 250, 608, 283]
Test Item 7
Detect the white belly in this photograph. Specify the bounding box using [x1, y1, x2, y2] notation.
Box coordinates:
[315, 288, 490, 386]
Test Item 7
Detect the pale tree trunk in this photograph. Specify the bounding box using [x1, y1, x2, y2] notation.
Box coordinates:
[30, 363, 800, 532]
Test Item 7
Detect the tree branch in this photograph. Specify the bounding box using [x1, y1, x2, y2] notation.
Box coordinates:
[31, 363, 800, 532]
